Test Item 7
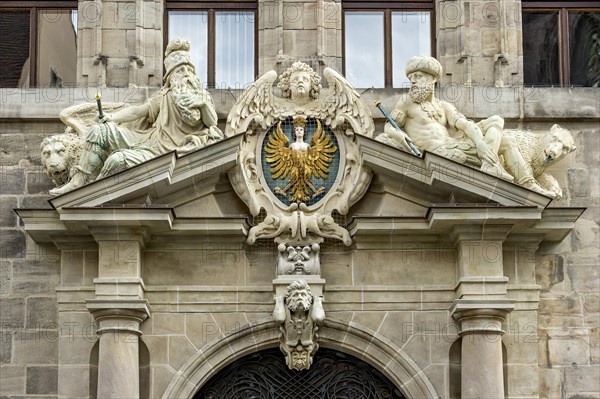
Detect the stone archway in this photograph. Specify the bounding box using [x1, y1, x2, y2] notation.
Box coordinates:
[161, 317, 439, 399]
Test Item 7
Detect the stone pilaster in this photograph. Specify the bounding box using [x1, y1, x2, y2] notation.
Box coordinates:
[86, 229, 150, 398]
[450, 224, 514, 399]
[258, 0, 342, 75]
[451, 301, 514, 399]
[87, 301, 150, 399]
[436, 0, 522, 87]
[78, 0, 163, 87]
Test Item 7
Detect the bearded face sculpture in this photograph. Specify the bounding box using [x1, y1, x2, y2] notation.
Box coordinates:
[273, 279, 325, 371]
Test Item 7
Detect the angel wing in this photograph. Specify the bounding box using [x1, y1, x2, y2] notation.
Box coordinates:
[306, 120, 337, 179]
[265, 122, 294, 179]
[225, 70, 285, 137]
[316, 68, 374, 137]
[59, 102, 129, 136]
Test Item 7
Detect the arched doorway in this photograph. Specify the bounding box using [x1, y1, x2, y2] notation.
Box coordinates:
[193, 347, 406, 399]
[162, 318, 439, 399]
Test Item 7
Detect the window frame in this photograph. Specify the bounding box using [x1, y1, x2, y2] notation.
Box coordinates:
[0, 0, 78, 87]
[522, 2, 599, 87]
[164, 0, 258, 89]
[342, 1, 435, 88]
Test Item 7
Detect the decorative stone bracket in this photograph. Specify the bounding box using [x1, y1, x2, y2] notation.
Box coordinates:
[273, 277, 325, 371]
[277, 243, 321, 275]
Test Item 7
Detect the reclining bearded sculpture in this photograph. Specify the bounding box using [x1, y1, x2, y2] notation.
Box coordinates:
[376, 55, 576, 198]
[47, 39, 223, 195]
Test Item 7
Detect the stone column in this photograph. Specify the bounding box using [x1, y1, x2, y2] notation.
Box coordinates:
[450, 225, 514, 399]
[87, 302, 149, 399]
[86, 231, 150, 399]
[451, 302, 513, 399]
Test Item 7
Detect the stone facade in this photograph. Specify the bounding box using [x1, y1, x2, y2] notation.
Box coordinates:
[0, 1, 598, 399]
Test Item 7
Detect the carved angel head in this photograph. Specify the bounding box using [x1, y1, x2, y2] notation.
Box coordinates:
[277, 62, 322, 101]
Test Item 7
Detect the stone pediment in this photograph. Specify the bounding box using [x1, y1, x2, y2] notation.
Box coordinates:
[18, 130, 583, 247]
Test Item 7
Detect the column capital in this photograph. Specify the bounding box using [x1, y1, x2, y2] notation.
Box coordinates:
[90, 227, 150, 247]
[87, 298, 151, 333]
[450, 298, 514, 323]
[450, 224, 513, 244]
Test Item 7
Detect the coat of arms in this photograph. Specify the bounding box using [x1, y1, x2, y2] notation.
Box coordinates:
[226, 61, 374, 246]
[265, 118, 338, 205]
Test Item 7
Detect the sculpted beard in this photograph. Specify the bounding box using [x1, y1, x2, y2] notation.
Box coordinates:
[171, 71, 202, 124]
[409, 81, 435, 104]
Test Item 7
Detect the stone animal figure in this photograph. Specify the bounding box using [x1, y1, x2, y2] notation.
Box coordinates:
[501, 124, 576, 199]
[41, 101, 129, 188]
[40, 133, 84, 187]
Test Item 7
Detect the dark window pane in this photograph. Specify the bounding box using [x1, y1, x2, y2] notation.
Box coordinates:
[392, 11, 431, 88]
[569, 11, 600, 87]
[215, 12, 254, 89]
[523, 11, 560, 86]
[168, 11, 208, 85]
[344, 12, 384, 88]
[38, 10, 77, 87]
[0, 11, 31, 88]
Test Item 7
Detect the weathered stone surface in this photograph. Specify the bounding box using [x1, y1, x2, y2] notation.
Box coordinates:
[0, 260, 11, 295]
[26, 297, 57, 328]
[13, 331, 59, 365]
[12, 259, 60, 294]
[568, 169, 592, 197]
[26, 171, 55, 194]
[26, 366, 58, 394]
[0, 230, 26, 258]
[153, 313, 185, 336]
[0, 332, 12, 364]
[568, 264, 600, 294]
[0, 167, 25, 194]
[168, 335, 197, 370]
[565, 365, 600, 396]
[0, 197, 18, 227]
[0, 365, 26, 394]
[539, 295, 583, 315]
[548, 335, 590, 366]
[571, 221, 599, 253]
[0, 298, 25, 328]
[536, 255, 565, 292]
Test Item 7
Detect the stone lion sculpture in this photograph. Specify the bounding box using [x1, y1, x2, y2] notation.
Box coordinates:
[501, 124, 576, 199]
[41, 102, 128, 188]
[40, 133, 84, 187]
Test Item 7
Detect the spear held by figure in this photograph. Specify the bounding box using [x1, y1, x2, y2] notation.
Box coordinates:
[95, 92, 104, 120]
[375, 100, 422, 157]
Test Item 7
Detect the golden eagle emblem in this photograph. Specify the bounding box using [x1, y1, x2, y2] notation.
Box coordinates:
[265, 118, 337, 204]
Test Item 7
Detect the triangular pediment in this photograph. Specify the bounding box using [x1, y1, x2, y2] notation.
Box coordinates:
[18, 133, 583, 247]
[46, 132, 552, 213]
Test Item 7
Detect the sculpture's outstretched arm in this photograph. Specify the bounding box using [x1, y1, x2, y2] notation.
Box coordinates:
[107, 102, 151, 124]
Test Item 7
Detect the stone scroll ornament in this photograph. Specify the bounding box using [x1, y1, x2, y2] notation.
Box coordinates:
[226, 62, 374, 246]
[45, 39, 223, 195]
[273, 280, 325, 371]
